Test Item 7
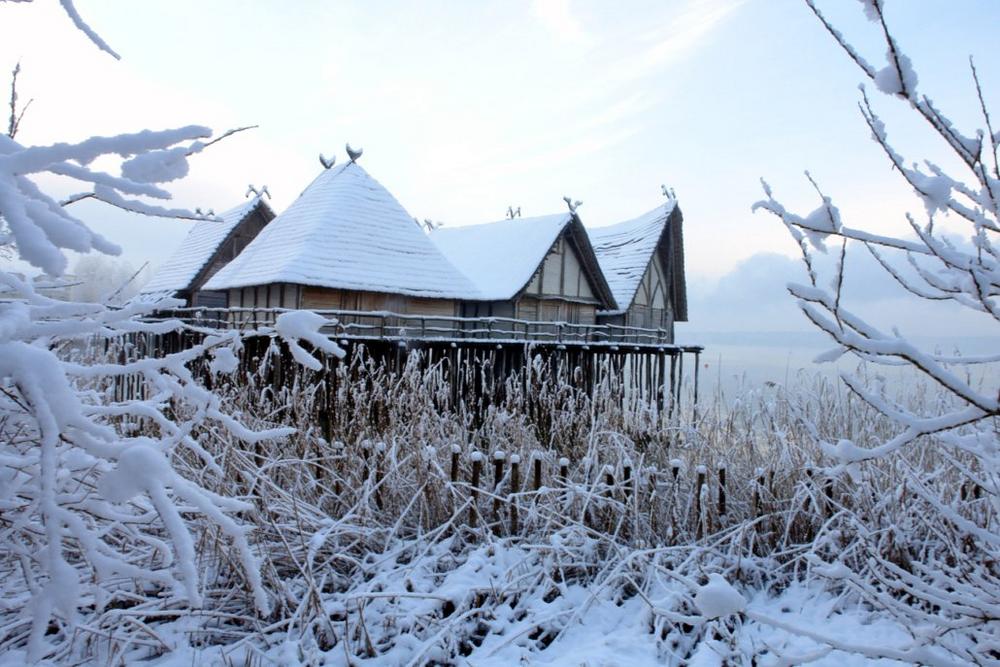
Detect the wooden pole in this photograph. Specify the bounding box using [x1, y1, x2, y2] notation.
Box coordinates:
[753, 467, 765, 519]
[532, 451, 542, 492]
[510, 453, 520, 535]
[493, 451, 506, 531]
[470, 452, 483, 528]
[695, 465, 706, 540]
[450, 444, 460, 483]
[717, 463, 727, 518]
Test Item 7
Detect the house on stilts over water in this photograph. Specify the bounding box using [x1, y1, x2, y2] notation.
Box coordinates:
[141, 149, 703, 407]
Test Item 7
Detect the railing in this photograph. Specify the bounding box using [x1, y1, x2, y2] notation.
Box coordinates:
[152, 307, 704, 351]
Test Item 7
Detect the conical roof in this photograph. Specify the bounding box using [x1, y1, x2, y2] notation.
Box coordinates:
[204, 162, 479, 299]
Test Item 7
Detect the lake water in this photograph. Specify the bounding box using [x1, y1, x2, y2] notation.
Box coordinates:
[675, 330, 998, 398]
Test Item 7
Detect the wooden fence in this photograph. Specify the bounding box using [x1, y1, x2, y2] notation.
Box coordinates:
[296, 441, 847, 546]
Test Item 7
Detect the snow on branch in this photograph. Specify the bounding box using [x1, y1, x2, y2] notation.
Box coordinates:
[754, 5, 1000, 658]
[58, 0, 121, 60]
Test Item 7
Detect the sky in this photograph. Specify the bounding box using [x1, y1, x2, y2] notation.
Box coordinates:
[1, 0, 998, 351]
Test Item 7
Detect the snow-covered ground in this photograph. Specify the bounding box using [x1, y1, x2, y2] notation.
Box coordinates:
[0, 538, 936, 667]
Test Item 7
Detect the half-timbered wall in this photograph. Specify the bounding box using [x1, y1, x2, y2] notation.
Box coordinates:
[513, 234, 601, 323]
[625, 256, 673, 333]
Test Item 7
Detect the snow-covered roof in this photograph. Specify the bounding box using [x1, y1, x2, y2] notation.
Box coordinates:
[588, 201, 678, 311]
[141, 197, 271, 296]
[430, 213, 573, 300]
[203, 163, 479, 299]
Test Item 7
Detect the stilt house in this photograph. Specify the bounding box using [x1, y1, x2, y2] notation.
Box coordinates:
[589, 202, 687, 341]
[148, 155, 688, 345]
[140, 196, 274, 307]
[202, 162, 478, 318]
[429, 213, 615, 323]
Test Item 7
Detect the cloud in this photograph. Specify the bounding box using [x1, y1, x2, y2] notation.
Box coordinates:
[597, 0, 746, 87]
[685, 244, 994, 339]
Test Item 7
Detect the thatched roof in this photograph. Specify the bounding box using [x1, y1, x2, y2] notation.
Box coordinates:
[589, 201, 688, 320]
[141, 196, 274, 298]
[431, 212, 614, 307]
[203, 163, 478, 299]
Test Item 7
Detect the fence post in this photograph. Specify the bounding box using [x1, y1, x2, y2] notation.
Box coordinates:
[753, 467, 765, 519]
[695, 465, 706, 540]
[532, 451, 543, 492]
[493, 451, 506, 531]
[823, 475, 835, 518]
[647, 465, 659, 537]
[374, 441, 386, 511]
[510, 453, 520, 535]
[603, 465, 615, 498]
[803, 466, 814, 513]
[717, 463, 727, 518]
[470, 452, 483, 528]
[450, 444, 461, 483]
[559, 457, 569, 485]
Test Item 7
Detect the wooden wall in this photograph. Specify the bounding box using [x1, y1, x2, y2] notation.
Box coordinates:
[625, 255, 673, 333]
[196, 207, 272, 290]
[299, 286, 457, 317]
[512, 233, 601, 323]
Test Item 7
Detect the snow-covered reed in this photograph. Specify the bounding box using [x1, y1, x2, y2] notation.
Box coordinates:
[8, 341, 986, 665]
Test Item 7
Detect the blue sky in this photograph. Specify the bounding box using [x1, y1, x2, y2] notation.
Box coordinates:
[2, 0, 998, 339]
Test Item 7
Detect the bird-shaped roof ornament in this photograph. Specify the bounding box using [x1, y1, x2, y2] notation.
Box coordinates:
[346, 143, 363, 163]
[661, 184, 676, 199]
[562, 196, 582, 214]
[319, 153, 336, 169]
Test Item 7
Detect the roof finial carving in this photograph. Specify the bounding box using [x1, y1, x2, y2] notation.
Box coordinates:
[562, 196, 582, 214]
[246, 184, 271, 199]
[319, 153, 336, 169]
[506, 206, 521, 219]
[346, 143, 363, 163]
[661, 184, 676, 199]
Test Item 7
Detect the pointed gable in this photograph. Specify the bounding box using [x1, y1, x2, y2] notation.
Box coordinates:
[588, 201, 687, 320]
[141, 196, 274, 298]
[203, 163, 478, 299]
[430, 212, 614, 307]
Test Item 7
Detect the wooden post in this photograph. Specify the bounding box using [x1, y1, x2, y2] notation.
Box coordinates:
[648, 465, 659, 537]
[470, 452, 483, 527]
[823, 475, 835, 518]
[450, 444, 461, 483]
[717, 463, 727, 518]
[510, 453, 520, 535]
[559, 457, 569, 485]
[493, 451, 506, 530]
[692, 350, 701, 424]
[532, 451, 542, 492]
[803, 466, 814, 512]
[695, 465, 706, 539]
[753, 467, 765, 518]
[668, 354, 678, 418]
[676, 352, 685, 418]
[603, 465, 615, 498]
[374, 441, 385, 511]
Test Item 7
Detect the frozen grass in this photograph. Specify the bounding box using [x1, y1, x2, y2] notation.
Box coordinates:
[2, 344, 990, 664]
